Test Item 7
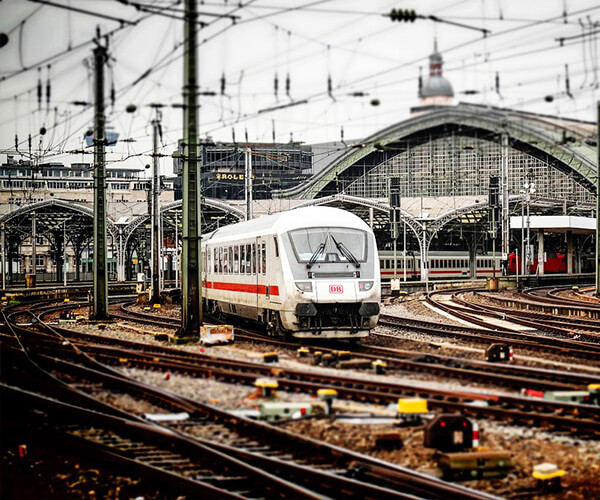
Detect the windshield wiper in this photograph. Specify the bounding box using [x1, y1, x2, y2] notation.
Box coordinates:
[331, 235, 360, 268]
[306, 242, 326, 269]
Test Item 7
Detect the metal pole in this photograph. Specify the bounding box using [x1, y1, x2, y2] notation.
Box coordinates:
[521, 198, 525, 276]
[151, 110, 161, 304]
[516, 246, 519, 287]
[422, 224, 429, 293]
[501, 133, 509, 274]
[491, 208, 496, 278]
[63, 219, 67, 287]
[596, 101, 600, 295]
[403, 218, 407, 282]
[245, 147, 253, 220]
[175, 211, 179, 288]
[393, 209, 397, 279]
[1, 224, 5, 290]
[160, 212, 164, 291]
[31, 211, 36, 286]
[117, 230, 124, 282]
[180, 0, 202, 335]
[92, 37, 109, 320]
[525, 194, 531, 274]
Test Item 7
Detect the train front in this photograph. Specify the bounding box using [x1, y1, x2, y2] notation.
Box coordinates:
[281, 214, 381, 339]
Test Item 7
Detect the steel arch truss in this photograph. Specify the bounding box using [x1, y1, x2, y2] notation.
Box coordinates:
[277, 105, 597, 200]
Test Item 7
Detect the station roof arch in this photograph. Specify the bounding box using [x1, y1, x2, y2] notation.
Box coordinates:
[120, 197, 246, 243]
[275, 103, 598, 200]
[0, 198, 118, 241]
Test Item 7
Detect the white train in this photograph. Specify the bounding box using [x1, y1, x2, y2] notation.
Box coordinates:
[201, 206, 381, 339]
[379, 251, 503, 280]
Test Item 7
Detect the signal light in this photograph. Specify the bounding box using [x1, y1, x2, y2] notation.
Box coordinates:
[389, 8, 417, 22]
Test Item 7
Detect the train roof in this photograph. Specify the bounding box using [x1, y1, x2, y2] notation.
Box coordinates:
[203, 206, 371, 243]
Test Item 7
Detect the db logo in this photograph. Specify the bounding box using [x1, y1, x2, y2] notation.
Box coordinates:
[329, 284, 343, 294]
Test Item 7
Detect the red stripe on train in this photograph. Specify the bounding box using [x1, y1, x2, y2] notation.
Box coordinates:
[203, 281, 280, 296]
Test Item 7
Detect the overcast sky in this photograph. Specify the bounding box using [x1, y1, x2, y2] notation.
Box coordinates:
[0, 0, 598, 175]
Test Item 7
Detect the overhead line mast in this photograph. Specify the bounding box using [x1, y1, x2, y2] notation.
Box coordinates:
[179, 0, 202, 336]
[91, 31, 110, 321]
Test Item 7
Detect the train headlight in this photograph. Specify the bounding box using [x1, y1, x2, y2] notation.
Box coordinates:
[359, 281, 374, 291]
[295, 281, 313, 292]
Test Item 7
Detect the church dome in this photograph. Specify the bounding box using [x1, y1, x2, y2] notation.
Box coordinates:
[419, 39, 454, 99]
[421, 75, 454, 98]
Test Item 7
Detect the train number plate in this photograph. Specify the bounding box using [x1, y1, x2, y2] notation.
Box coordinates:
[329, 284, 343, 294]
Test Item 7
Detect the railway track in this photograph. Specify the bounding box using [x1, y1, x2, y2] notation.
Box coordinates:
[446, 287, 600, 340]
[108, 302, 597, 391]
[2, 298, 498, 500]
[423, 291, 600, 358]
[23, 302, 600, 437]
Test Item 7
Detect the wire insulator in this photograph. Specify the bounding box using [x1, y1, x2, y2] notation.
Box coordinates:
[37, 67, 42, 111]
[495, 71, 502, 97]
[46, 64, 51, 112]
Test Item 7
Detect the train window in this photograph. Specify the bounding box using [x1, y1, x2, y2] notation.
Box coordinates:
[287, 227, 367, 263]
[261, 242, 267, 274]
[251, 243, 256, 274]
[213, 248, 217, 273]
[273, 236, 279, 257]
[226, 247, 231, 274]
[245, 244, 252, 274]
[218, 247, 223, 274]
[240, 246, 245, 274]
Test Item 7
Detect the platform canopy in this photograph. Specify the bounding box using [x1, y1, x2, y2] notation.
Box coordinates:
[510, 215, 595, 234]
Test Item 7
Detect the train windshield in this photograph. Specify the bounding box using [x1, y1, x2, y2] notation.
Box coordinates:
[288, 227, 367, 265]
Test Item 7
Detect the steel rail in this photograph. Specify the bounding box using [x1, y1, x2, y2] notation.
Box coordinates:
[2, 301, 497, 500]
[109, 301, 595, 390]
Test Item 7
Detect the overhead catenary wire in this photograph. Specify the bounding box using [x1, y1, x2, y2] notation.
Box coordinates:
[1, 0, 600, 162]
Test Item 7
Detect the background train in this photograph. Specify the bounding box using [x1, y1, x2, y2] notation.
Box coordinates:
[379, 250, 569, 280]
[379, 251, 503, 280]
[507, 252, 566, 274]
[201, 206, 381, 339]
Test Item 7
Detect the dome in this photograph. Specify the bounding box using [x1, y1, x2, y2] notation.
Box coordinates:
[418, 39, 454, 100]
[421, 75, 454, 98]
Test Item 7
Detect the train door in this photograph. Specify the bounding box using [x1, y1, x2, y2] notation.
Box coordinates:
[269, 235, 282, 306]
[255, 237, 263, 315]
